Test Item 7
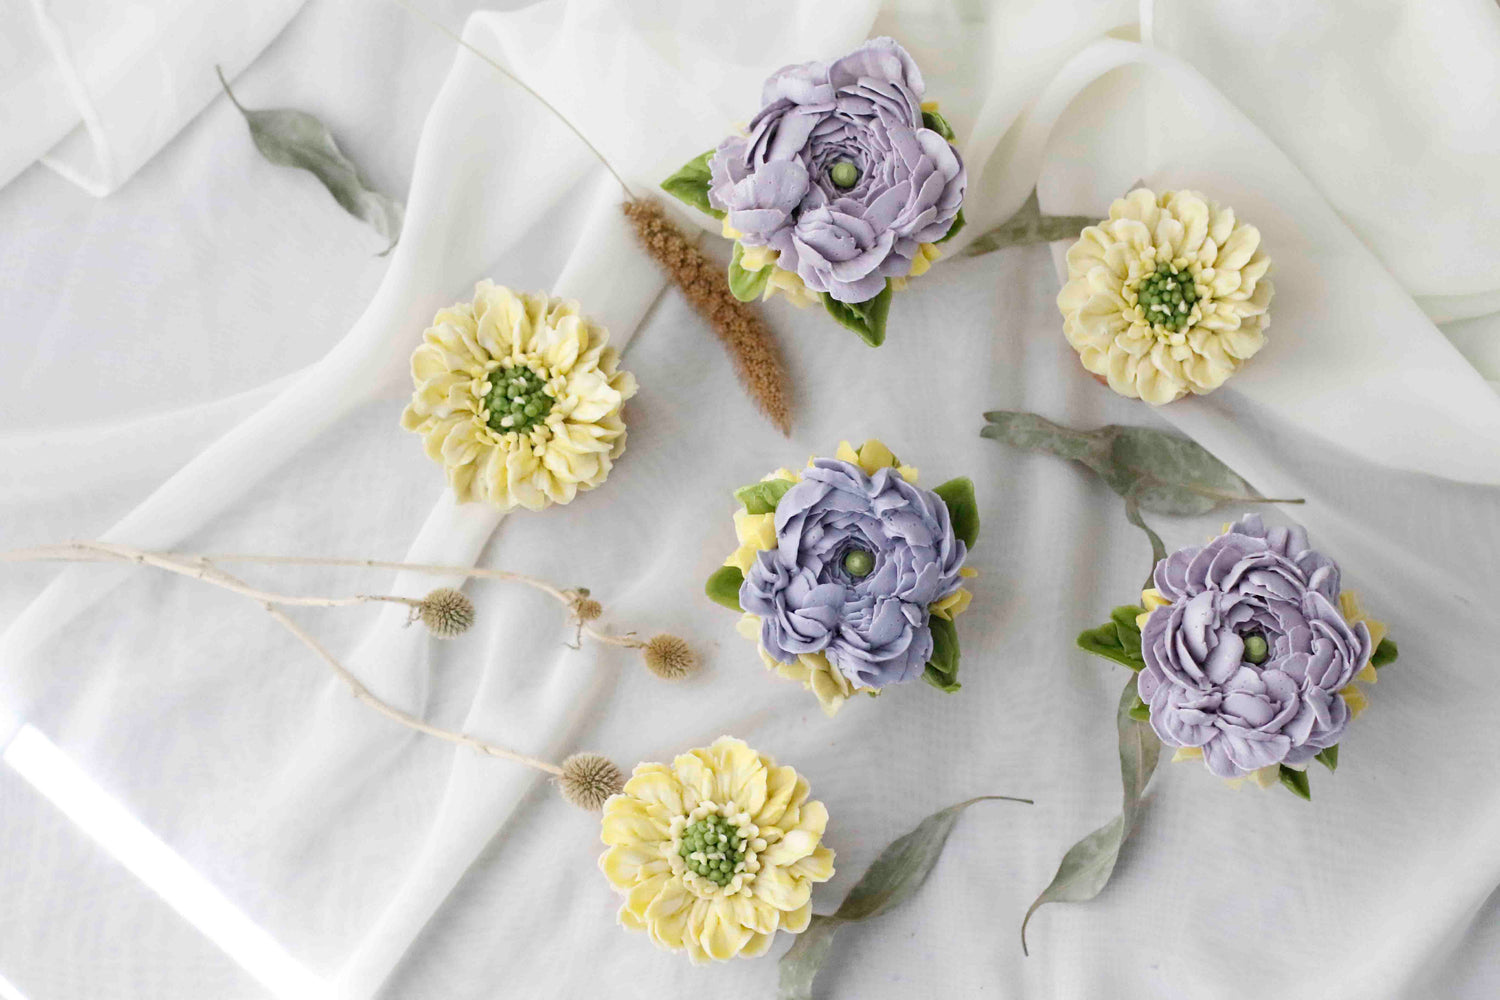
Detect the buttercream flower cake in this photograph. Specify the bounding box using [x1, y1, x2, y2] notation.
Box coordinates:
[706, 439, 980, 715]
[401, 281, 637, 510]
[1058, 188, 1273, 403]
[1078, 514, 1397, 798]
[599, 736, 834, 963]
[660, 37, 967, 346]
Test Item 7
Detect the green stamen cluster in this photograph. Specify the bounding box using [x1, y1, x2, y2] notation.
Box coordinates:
[1136, 262, 1199, 332]
[843, 549, 875, 578]
[829, 160, 859, 190]
[484, 365, 554, 434]
[1243, 633, 1269, 664]
[678, 814, 746, 887]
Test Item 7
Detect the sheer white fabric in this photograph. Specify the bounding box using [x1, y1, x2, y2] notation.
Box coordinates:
[2, 0, 307, 195]
[1, 1, 1498, 998]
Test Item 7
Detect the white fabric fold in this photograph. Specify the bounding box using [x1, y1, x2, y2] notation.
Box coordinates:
[5, 0, 307, 195]
[3, 2, 1500, 998]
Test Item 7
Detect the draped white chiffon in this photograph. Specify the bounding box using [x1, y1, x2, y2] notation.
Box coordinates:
[1, 1, 1497, 997]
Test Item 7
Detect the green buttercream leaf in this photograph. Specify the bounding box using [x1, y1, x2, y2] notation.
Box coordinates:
[1077, 606, 1145, 671]
[1279, 765, 1312, 801]
[733, 478, 794, 515]
[936, 206, 966, 244]
[923, 614, 961, 692]
[660, 149, 724, 219]
[921, 108, 956, 141]
[1021, 680, 1160, 955]
[1127, 696, 1151, 723]
[778, 795, 1031, 999]
[932, 477, 980, 548]
[1110, 605, 1146, 642]
[705, 565, 745, 611]
[823, 282, 892, 347]
[727, 242, 771, 302]
[218, 68, 403, 255]
[1315, 745, 1339, 772]
[1077, 622, 1141, 671]
[1370, 637, 1398, 668]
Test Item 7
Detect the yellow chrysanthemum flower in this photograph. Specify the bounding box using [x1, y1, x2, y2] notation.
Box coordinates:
[723, 440, 972, 715]
[1058, 189, 1273, 404]
[400, 282, 637, 509]
[599, 736, 834, 964]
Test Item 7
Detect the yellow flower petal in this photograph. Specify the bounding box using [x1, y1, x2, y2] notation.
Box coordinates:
[700, 897, 754, 961]
[855, 439, 897, 474]
[751, 865, 811, 912]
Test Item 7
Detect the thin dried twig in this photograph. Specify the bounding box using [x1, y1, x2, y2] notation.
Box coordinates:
[2, 542, 703, 774]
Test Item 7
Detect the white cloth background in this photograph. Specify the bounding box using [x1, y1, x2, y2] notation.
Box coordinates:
[1, 0, 307, 194]
[1, 1, 1498, 998]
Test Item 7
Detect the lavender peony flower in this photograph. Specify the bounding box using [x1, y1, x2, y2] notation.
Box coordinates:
[1138, 515, 1371, 779]
[740, 458, 966, 688]
[706, 37, 966, 303]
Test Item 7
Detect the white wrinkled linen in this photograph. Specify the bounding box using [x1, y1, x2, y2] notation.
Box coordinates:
[0, 0, 307, 195]
[2, 1, 1499, 997]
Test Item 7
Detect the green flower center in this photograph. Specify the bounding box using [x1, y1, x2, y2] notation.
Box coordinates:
[678, 814, 746, 887]
[843, 549, 875, 578]
[829, 160, 860, 190]
[1243, 633, 1269, 664]
[484, 364, 554, 434]
[1136, 262, 1199, 332]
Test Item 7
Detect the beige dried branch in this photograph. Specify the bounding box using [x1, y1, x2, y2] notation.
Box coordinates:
[1, 540, 707, 808]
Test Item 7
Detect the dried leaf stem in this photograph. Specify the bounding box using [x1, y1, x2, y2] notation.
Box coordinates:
[3, 543, 648, 650]
[390, 0, 634, 199]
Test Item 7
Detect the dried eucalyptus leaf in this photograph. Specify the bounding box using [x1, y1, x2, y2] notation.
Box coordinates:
[1111, 427, 1253, 515]
[961, 190, 1096, 257]
[218, 68, 403, 254]
[1022, 680, 1159, 954]
[1124, 490, 1167, 589]
[779, 795, 1032, 999]
[1117, 680, 1161, 831]
[777, 916, 844, 1000]
[982, 411, 1302, 564]
[980, 411, 1109, 466]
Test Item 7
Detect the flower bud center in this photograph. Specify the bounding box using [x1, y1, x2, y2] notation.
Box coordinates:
[484, 364, 554, 434]
[1135, 262, 1198, 332]
[677, 814, 746, 887]
[829, 160, 860, 190]
[843, 548, 875, 578]
[1243, 632, 1269, 664]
